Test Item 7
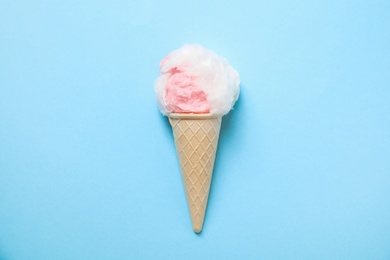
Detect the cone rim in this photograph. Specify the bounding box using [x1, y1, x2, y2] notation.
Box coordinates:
[168, 113, 221, 120]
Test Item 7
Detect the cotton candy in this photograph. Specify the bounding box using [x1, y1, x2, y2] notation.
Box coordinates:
[155, 44, 240, 116]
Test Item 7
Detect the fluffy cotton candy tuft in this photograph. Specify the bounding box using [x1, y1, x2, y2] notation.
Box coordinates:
[155, 44, 240, 116]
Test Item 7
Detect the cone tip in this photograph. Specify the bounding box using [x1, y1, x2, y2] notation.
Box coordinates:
[193, 222, 203, 233]
[193, 226, 202, 233]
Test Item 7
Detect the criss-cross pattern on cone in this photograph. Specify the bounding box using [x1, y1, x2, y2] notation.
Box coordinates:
[169, 114, 222, 233]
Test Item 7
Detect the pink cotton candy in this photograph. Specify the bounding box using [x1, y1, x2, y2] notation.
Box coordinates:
[164, 68, 211, 113]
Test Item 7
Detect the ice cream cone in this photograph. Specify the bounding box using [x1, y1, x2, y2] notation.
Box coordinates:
[168, 113, 222, 233]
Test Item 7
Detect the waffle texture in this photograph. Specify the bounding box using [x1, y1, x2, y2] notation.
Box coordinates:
[169, 114, 222, 233]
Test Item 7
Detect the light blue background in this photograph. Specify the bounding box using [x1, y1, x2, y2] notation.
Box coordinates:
[1, 0, 389, 259]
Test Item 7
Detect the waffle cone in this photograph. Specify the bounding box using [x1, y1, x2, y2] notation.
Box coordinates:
[169, 113, 222, 233]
